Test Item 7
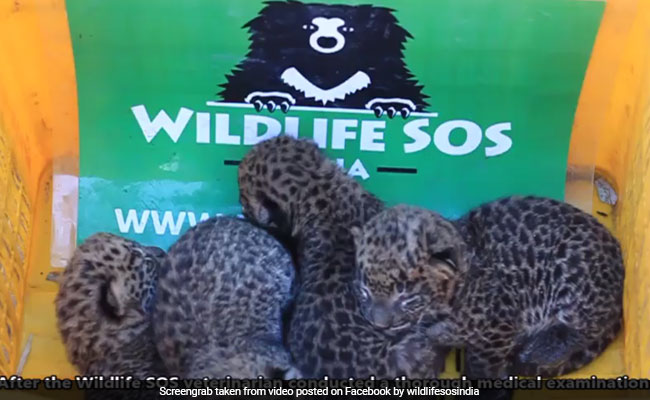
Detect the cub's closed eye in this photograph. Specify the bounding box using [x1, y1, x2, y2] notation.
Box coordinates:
[358, 286, 371, 302]
[143, 257, 156, 269]
[400, 295, 423, 310]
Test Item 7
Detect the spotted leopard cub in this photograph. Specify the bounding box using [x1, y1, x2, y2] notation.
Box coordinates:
[238, 136, 447, 379]
[153, 217, 296, 379]
[55, 233, 166, 377]
[353, 197, 624, 379]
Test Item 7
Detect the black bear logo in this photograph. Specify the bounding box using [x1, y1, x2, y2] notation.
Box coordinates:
[219, 0, 429, 119]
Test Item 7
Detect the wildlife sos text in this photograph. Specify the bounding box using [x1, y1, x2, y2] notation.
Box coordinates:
[131, 104, 513, 180]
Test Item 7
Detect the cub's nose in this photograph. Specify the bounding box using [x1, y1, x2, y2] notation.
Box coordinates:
[369, 305, 393, 329]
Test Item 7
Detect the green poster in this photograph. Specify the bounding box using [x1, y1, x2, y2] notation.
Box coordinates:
[68, 0, 605, 249]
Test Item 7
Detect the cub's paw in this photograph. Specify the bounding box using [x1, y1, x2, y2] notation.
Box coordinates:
[283, 366, 303, 380]
[365, 98, 417, 119]
[244, 91, 296, 113]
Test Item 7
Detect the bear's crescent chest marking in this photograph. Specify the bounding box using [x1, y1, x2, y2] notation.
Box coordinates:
[280, 67, 371, 105]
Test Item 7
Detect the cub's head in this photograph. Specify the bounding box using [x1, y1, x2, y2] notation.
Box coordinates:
[351, 205, 467, 331]
[238, 135, 339, 237]
[55, 233, 166, 373]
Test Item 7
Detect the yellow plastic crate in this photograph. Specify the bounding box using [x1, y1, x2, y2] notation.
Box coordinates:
[0, 0, 647, 390]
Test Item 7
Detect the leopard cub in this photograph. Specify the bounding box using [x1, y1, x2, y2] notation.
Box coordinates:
[352, 196, 624, 379]
[55, 233, 166, 377]
[238, 135, 448, 379]
[152, 216, 296, 379]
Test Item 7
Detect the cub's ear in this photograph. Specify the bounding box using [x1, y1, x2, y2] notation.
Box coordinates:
[257, 204, 272, 226]
[427, 257, 459, 302]
[144, 246, 166, 259]
[100, 278, 126, 320]
[430, 248, 458, 271]
[350, 226, 363, 249]
[423, 224, 468, 275]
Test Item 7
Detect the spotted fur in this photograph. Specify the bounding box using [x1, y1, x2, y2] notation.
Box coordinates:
[152, 216, 296, 379]
[238, 136, 448, 379]
[353, 198, 624, 379]
[55, 233, 166, 377]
